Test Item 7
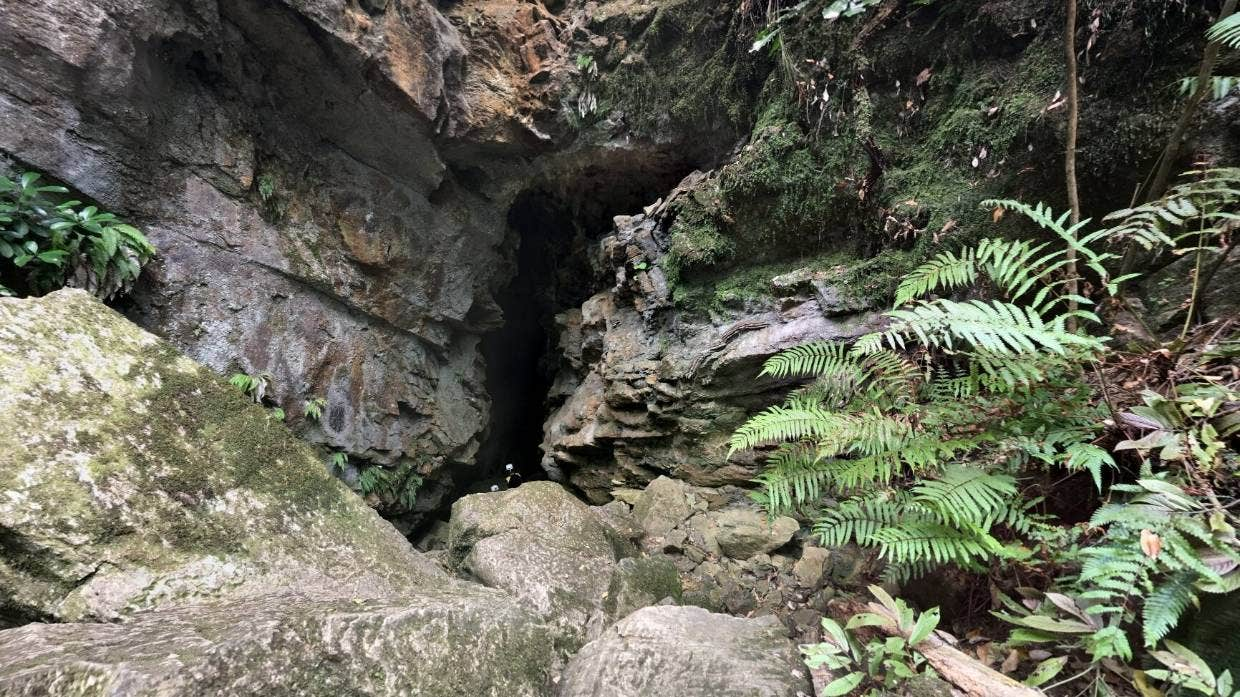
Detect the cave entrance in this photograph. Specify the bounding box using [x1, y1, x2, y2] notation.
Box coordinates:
[474, 158, 695, 492]
[475, 192, 591, 487]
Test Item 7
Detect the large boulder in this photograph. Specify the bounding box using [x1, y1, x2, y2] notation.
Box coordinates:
[0, 290, 443, 623]
[0, 590, 557, 696]
[0, 290, 560, 694]
[447, 481, 679, 648]
[557, 605, 812, 697]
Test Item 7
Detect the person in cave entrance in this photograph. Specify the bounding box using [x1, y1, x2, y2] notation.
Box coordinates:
[504, 462, 523, 488]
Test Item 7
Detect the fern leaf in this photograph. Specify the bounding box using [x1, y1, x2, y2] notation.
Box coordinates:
[1207, 12, 1240, 49]
[1142, 573, 1198, 647]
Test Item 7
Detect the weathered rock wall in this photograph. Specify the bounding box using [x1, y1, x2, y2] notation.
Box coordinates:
[540, 0, 1232, 500]
[0, 0, 762, 522]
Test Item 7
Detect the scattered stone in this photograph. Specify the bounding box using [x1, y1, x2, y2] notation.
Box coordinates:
[713, 509, 799, 559]
[633, 476, 697, 537]
[793, 547, 830, 589]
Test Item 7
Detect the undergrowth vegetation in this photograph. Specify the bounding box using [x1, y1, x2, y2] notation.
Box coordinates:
[0, 171, 154, 300]
[731, 166, 1240, 694]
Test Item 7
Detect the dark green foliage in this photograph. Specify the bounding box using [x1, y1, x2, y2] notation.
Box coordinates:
[0, 172, 154, 299]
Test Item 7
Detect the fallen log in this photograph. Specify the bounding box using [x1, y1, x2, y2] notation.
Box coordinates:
[868, 602, 1041, 697]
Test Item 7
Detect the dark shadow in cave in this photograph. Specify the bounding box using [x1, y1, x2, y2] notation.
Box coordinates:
[474, 192, 590, 487]
[473, 159, 697, 493]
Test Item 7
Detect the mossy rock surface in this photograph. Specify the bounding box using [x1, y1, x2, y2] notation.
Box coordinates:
[0, 289, 444, 623]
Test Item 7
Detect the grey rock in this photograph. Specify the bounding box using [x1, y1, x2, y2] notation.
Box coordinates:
[540, 202, 884, 502]
[633, 476, 697, 537]
[557, 605, 812, 697]
[713, 509, 800, 560]
[0, 591, 557, 697]
[793, 547, 830, 589]
[606, 556, 683, 621]
[448, 481, 668, 647]
[0, 290, 443, 623]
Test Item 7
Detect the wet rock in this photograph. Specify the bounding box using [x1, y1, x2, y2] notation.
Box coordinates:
[557, 605, 812, 697]
[713, 509, 799, 560]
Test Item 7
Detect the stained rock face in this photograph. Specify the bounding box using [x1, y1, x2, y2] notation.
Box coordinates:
[540, 184, 885, 501]
[0, 290, 449, 622]
[556, 605, 812, 697]
[0, 0, 757, 522]
[447, 481, 681, 649]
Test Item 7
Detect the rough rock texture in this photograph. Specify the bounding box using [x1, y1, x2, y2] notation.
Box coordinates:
[0, 290, 560, 694]
[541, 186, 885, 501]
[0, 591, 558, 697]
[447, 481, 680, 648]
[712, 509, 799, 560]
[0, 290, 444, 623]
[0, 0, 760, 523]
[611, 476, 875, 644]
[557, 605, 812, 697]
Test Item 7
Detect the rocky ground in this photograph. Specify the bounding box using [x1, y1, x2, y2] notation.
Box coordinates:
[0, 290, 814, 696]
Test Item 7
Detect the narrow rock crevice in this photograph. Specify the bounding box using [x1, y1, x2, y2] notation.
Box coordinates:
[470, 159, 695, 497]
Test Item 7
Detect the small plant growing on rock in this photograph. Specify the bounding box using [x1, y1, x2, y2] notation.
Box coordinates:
[0, 171, 155, 299]
[303, 396, 328, 421]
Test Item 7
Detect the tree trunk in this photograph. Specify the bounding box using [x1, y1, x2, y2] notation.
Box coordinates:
[1064, 0, 1081, 330]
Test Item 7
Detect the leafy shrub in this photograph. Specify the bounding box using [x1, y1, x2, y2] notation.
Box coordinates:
[0, 171, 154, 299]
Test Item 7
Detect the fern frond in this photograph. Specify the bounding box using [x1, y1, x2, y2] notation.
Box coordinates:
[882, 299, 1102, 355]
[870, 522, 1002, 566]
[728, 404, 848, 452]
[1207, 12, 1240, 49]
[1142, 573, 1198, 647]
[894, 248, 978, 306]
[911, 466, 1018, 529]
[761, 340, 857, 379]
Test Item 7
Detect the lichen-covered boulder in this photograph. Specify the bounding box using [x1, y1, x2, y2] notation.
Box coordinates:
[0, 289, 447, 623]
[447, 481, 679, 648]
[557, 605, 812, 697]
[0, 590, 558, 696]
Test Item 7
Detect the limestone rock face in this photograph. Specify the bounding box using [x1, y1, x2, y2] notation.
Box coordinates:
[557, 605, 812, 697]
[0, 290, 451, 623]
[447, 481, 680, 648]
[0, 591, 558, 697]
[540, 185, 885, 501]
[0, 290, 560, 693]
[0, 0, 758, 525]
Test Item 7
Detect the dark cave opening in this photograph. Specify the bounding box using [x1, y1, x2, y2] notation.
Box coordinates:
[472, 158, 697, 494]
[474, 192, 592, 488]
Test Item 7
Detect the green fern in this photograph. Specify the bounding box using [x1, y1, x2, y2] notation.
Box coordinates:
[1207, 12, 1240, 49]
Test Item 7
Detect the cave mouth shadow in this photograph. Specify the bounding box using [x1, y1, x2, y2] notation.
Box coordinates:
[471, 157, 696, 495]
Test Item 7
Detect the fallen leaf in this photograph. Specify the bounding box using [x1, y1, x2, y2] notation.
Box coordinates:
[992, 207, 1006, 224]
[916, 67, 933, 86]
[1001, 649, 1021, 674]
[1141, 529, 1162, 559]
